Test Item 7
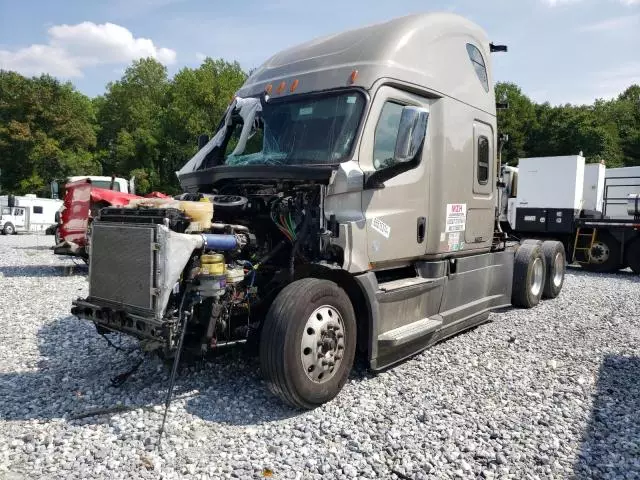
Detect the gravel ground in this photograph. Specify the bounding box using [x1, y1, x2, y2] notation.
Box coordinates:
[1, 234, 639, 480]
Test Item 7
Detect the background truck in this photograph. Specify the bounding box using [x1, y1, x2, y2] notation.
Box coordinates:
[500, 156, 640, 273]
[0, 194, 63, 235]
[71, 13, 567, 409]
[53, 176, 167, 259]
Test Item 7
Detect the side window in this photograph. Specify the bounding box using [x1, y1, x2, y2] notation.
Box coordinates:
[33, 206, 43, 214]
[15, 208, 24, 216]
[373, 102, 404, 170]
[477, 136, 489, 184]
[466, 44, 489, 92]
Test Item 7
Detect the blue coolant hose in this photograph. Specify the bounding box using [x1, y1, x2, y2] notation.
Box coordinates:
[201, 234, 238, 251]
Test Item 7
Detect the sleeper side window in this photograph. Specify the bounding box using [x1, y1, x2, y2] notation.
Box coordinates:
[477, 136, 489, 184]
[33, 206, 43, 214]
[466, 44, 489, 92]
[372, 101, 404, 170]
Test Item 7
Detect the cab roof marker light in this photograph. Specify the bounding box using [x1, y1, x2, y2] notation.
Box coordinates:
[276, 81, 286, 94]
[349, 70, 359, 84]
[290, 79, 299, 92]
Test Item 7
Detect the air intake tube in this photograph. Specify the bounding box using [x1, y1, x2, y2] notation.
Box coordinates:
[201, 233, 238, 251]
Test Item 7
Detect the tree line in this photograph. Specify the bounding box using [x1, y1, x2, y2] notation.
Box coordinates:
[0, 58, 638, 196]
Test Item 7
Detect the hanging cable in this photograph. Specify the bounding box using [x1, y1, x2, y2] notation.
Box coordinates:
[157, 287, 193, 448]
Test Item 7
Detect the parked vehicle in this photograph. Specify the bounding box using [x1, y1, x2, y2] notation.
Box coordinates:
[72, 13, 566, 408]
[53, 177, 169, 259]
[500, 156, 640, 274]
[0, 194, 63, 235]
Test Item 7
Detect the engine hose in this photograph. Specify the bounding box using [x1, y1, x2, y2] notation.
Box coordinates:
[289, 211, 312, 280]
[256, 239, 288, 266]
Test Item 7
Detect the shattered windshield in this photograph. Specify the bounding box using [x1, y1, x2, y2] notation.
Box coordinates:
[178, 91, 366, 173]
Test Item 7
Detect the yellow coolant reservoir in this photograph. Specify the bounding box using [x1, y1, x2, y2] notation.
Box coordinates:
[201, 253, 226, 275]
[179, 198, 213, 230]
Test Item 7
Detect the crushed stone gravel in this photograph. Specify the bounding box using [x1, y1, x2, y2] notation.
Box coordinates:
[1, 233, 639, 479]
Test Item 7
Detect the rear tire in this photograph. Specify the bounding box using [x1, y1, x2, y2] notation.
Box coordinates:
[259, 278, 356, 409]
[581, 231, 621, 273]
[512, 243, 546, 308]
[625, 238, 640, 275]
[541, 241, 565, 299]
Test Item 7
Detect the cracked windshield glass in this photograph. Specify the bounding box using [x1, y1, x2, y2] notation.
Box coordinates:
[222, 91, 366, 167]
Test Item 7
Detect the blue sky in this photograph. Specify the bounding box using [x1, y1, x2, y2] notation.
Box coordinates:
[0, 0, 638, 105]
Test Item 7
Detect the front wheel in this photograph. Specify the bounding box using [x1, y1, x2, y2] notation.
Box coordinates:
[54, 226, 62, 245]
[3, 223, 15, 235]
[259, 278, 356, 409]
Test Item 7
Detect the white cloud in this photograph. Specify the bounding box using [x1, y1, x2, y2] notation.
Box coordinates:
[594, 62, 640, 98]
[579, 14, 640, 31]
[195, 52, 207, 62]
[541, 0, 581, 6]
[543, 0, 640, 5]
[0, 22, 176, 78]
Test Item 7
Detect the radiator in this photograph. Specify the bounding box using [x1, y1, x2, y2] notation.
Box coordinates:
[88, 222, 158, 315]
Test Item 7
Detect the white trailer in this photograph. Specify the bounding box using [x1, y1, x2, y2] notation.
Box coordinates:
[499, 156, 640, 274]
[0, 194, 63, 234]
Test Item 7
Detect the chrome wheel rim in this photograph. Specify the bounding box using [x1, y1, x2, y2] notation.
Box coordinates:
[531, 257, 544, 297]
[300, 305, 345, 384]
[553, 252, 564, 287]
[589, 241, 609, 264]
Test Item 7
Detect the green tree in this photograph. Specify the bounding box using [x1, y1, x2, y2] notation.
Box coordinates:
[495, 82, 536, 165]
[95, 58, 169, 193]
[161, 58, 246, 191]
[0, 71, 99, 195]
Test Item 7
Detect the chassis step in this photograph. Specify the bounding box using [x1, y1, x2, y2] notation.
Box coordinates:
[378, 316, 443, 348]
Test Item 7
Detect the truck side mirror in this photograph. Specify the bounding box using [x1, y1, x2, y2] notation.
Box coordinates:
[393, 106, 429, 164]
[50, 181, 59, 199]
[198, 134, 210, 150]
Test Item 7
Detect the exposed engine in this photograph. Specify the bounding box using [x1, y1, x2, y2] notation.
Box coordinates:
[72, 180, 335, 357]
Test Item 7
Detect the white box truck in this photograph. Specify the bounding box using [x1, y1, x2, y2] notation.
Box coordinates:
[0, 194, 63, 235]
[500, 157, 640, 274]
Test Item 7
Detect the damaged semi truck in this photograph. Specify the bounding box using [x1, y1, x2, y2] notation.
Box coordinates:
[72, 13, 566, 408]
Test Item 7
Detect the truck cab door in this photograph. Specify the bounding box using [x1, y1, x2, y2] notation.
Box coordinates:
[359, 86, 431, 267]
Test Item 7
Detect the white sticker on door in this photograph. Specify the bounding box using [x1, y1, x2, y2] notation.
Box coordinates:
[371, 217, 391, 239]
[447, 231, 460, 251]
[445, 203, 467, 233]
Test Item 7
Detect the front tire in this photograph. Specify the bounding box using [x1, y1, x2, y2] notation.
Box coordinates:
[259, 278, 356, 409]
[512, 243, 546, 308]
[54, 226, 62, 245]
[3, 223, 15, 235]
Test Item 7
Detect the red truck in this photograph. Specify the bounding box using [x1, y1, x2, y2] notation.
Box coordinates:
[53, 178, 169, 260]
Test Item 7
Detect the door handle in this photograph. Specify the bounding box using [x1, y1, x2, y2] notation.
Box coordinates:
[417, 217, 426, 243]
